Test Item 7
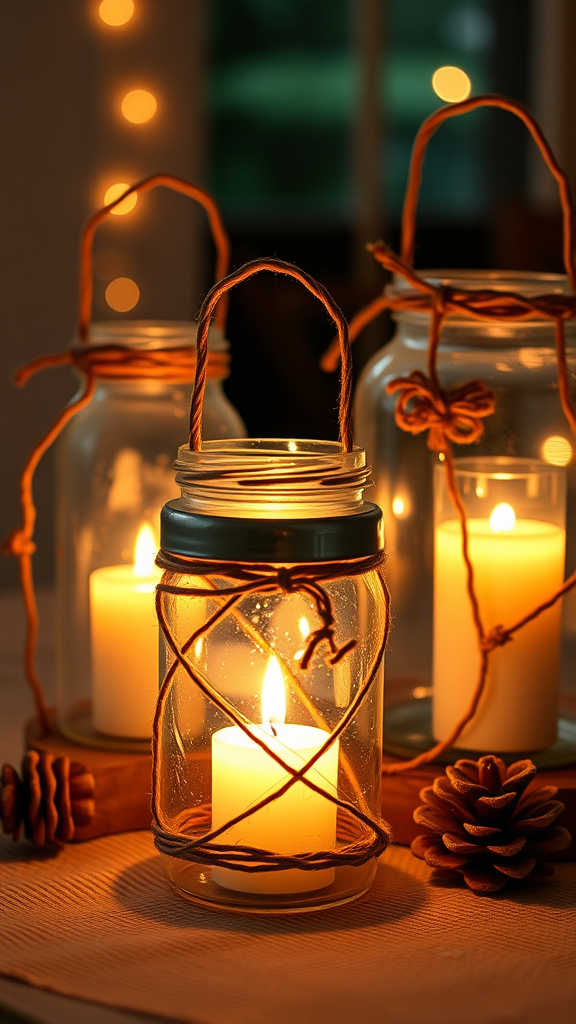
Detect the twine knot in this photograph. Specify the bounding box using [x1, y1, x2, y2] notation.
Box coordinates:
[434, 284, 448, 318]
[276, 567, 295, 593]
[3, 530, 36, 557]
[386, 370, 495, 452]
[481, 625, 512, 652]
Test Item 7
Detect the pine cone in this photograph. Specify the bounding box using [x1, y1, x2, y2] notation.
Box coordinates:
[411, 755, 571, 893]
[0, 751, 95, 846]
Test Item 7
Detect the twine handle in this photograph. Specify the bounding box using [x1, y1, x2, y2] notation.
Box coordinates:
[78, 173, 231, 342]
[189, 258, 353, 452]
[401, 94, 576, 289]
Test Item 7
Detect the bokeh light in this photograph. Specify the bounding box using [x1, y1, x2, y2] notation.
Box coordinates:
[105, 278, 140, 312]
[104, 183, 138, 216]
[432, 66, 472, 103]
[99, 0, 134, 26]
[541, 435, 573, 467]
[121, 89, 157, 124]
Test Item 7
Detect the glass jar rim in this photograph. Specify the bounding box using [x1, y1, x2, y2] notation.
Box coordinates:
[172, 438, 373, 521]
[388, 269, 571, 298]
[444, 455, 566, 480]
[77, 320, 228, 352]
[387, 270, 573, 328]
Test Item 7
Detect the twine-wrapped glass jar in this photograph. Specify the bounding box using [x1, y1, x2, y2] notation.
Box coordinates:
[355, 269, 576, 701]
[349, 97, 576, 768]
[55, 320, 245, 750]
[151, 259, 390, 914]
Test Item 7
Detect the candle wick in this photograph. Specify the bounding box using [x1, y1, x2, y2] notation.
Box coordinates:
[270, 723, 277, 738]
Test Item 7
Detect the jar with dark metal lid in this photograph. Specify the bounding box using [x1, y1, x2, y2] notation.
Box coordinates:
[151, 259, 390, 914]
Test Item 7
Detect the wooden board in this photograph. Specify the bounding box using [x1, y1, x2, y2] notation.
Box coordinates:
[26, 719, 152, 840]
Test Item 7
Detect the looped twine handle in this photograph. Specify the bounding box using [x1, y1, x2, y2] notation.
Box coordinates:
[400, 94, 575, 285]
[320, 93, 576, 373]
[78, 173, 230, 340]
[189, 258, 353, 452]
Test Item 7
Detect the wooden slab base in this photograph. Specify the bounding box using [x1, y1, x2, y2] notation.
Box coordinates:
[26, 719, 152, 841]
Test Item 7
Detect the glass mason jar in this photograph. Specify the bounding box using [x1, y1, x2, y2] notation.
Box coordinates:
[354, 271, 576, 763]
[55, 321, 245, 750]
[152, 438, 387, 914]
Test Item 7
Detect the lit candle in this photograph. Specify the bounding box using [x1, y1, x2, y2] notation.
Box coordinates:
[211, 655, 339, 894]
[433, 502, 565, 751]
[90, 523, 162, 738]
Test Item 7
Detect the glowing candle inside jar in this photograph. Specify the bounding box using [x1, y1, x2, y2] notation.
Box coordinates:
[211, 655, 339, 894]
[433, 502, 565, 752]
[90, 523, 162, 738]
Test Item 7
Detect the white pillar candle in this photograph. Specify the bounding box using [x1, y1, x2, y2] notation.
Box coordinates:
[433, 504, 565, 752]
[211, 655, 339, 894]
[90, 523, 162, 738]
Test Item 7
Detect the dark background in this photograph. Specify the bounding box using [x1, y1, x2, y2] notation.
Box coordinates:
[2, 0, 576, 587]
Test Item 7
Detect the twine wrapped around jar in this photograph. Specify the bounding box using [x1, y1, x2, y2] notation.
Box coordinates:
[151, 258, 392, 880]
[322, 95, 576, 773]
[4, 175, 231, 733]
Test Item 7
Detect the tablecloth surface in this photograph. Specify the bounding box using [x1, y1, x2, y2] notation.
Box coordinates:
[2, 589, 576, 1024]
[2, 827, 576, 1024]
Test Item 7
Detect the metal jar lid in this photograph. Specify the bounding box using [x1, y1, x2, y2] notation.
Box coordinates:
[160, 500, 383, 563]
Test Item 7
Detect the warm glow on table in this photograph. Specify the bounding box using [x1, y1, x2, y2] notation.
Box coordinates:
[104, 183, 138, 216]
[105, 277, 140, 312]
[433, 511, 565, 751]
[211, 655, 339, 894]
[432, 66, 472, 102]
[121, 89, 157, 124]
[99, 0, 134, 25]
[90, 523, 161, 738]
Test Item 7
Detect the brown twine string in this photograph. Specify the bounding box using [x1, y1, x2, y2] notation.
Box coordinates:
[321, 95, 576, 774]
[151, 553, 392, 871]
[189, 258, 354, 453]
[4, 175, 231, 734]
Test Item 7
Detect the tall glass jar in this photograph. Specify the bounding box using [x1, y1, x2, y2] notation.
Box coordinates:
[55, 320, 245, 750]
[354, 271, 576, 760]
[153, 438, 387, 913]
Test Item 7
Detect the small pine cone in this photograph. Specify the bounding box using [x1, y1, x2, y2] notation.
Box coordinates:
[0, 752, 95, 846]
[411, 755, 571, 893]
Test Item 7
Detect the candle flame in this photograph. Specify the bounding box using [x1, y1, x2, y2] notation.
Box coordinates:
[489, 503, 516, 533]
[134, 523, 157, 577]
[261, 655, 286, 731]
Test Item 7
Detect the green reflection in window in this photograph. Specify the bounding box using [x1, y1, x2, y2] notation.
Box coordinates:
[207, 0, 495, 224]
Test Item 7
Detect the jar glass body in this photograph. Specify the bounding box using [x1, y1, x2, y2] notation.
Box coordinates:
[155, 439, 386, 913]
[55, 321, 246, 749]
[354, 272, 576, 760]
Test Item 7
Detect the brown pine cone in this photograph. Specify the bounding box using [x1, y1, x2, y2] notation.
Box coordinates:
[0, 752, 95, 846]
[411, 755, 571, 893]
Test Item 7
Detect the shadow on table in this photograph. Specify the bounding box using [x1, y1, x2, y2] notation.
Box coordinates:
[112, 855, 427, 934]
[428, 865, 576, 909]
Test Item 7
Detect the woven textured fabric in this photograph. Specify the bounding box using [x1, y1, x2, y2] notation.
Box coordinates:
[1, 832, 575, 1024]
